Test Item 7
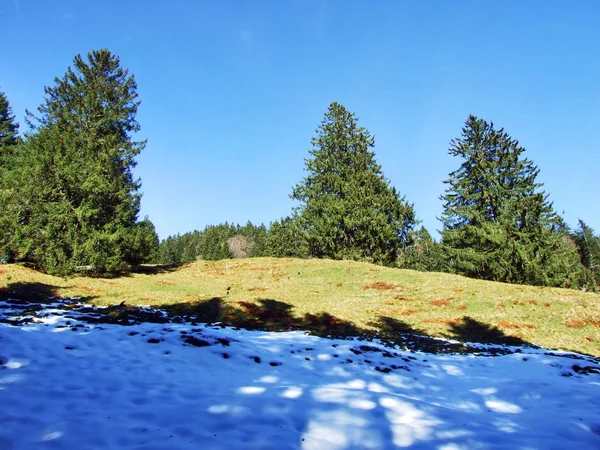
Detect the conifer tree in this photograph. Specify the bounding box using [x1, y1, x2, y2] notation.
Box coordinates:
[292, 102, 416, 265]
[573, 220, 600, 286]
[0, 88, 20, 260]
[9, 49, 154, 274]
[0, 88, 19, 150]
[440, 115, 587, 287]
[399, 226, 445, 272]
[265, 216, 309, 258]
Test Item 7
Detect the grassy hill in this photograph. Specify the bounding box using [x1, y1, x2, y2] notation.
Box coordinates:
[1, 257, 599, 356]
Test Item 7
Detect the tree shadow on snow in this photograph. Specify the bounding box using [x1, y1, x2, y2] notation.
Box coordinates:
[0, 281, 99, 325]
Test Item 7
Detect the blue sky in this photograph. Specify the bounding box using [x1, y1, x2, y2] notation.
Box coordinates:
[2, 1, 599, 239]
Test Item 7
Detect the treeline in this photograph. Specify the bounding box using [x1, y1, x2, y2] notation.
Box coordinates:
[1, 49, 599, 289]
[157, 220, 307, 265]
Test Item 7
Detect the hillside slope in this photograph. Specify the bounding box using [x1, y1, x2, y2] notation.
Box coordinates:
[1, 258, 599, 356]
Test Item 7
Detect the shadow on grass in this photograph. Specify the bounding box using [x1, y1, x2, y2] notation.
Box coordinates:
[446, 316, 529, 347]
[163, 298, 363, 339]
[86, 263, 184, 278]
[0, 282, 98, 304]
[0, 283, 535, 354]
[129, 264, 184, 276]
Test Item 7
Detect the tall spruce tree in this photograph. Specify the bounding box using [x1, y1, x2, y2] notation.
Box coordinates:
[0, 88, 19, 150]
[9, 49, 154, 274]
[440, 115, 588, 287]
[0, 88, 20, 260]
[573, 220, 600, 286]
[292, 102, 416, 265]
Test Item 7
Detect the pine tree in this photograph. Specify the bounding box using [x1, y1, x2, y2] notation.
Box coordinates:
[265, 216, 309, 258]
[0, 88, 20, 260]
[158, 235, 185, 265]
[197, 224, 235, 260]
[440, 115, 588, 287]
[10, 49, 150, 274]
[399, 226, 445, 272]
[292, 102, 416, 265]
[0, 88, 19, 150]
[573, 220, 600, 286]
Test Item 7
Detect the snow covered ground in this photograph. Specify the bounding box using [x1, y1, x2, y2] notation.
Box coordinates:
[1, 298, 600, 449]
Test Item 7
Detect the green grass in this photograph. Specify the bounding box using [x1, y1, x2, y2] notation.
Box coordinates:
[1, 257, 599, 356]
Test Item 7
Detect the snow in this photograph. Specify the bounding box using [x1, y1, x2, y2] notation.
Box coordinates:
[1, 298, 600, 449]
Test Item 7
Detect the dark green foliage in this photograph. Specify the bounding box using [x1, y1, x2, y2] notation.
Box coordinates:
[4, 49, 154, 274]
[0, 88, 19, 150]
[181, 231, 202, 263]
[124, 217, 160, 265]
[292, 102, 416, 265]
[198, 224, 235, 261]
[233, 221, 269, 258]
[158, 235, 186, 265]
[157, 222, 271, 265]
[0, 88, 20, 260]
[573, 220, 600, 286]
[265, 216, 309, 258]
[399, 226, 445, 272]
[440, 115, 590, 288]
[245, 222, 269, 257]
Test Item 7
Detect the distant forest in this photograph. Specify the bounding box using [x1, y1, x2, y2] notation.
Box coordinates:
[1, 49, 598, 289]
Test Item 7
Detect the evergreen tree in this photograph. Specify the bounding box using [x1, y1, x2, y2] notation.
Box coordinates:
[265, 216, 309, 258]
[440, 115, 588, 287]
[0, 88, 20, 260]
[573, 220, 600, 286]
[399, 226, 445, 272]
[180, 231, 202, 263]
[8, 49, 149, 274]
[237, 221, 268, 257]
[292, 102, 416, 265]
[0, 88, 19, 150]
[123, 217, 160, 266]
[158, 235, 185, 265]
[197, 223, 235, 260]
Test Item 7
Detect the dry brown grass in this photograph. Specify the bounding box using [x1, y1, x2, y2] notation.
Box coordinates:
[362, 281, 402, 291]
[565, 319, 588, 328]
[423, 318, 463, 325]
[497, 321, 537, 329]
[431, 299, 451, 307]
[76, 285, 103, 292]
[375, 309, 418, 316]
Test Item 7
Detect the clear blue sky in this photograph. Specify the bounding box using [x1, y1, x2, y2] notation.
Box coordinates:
[2, 1, 599, 240]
